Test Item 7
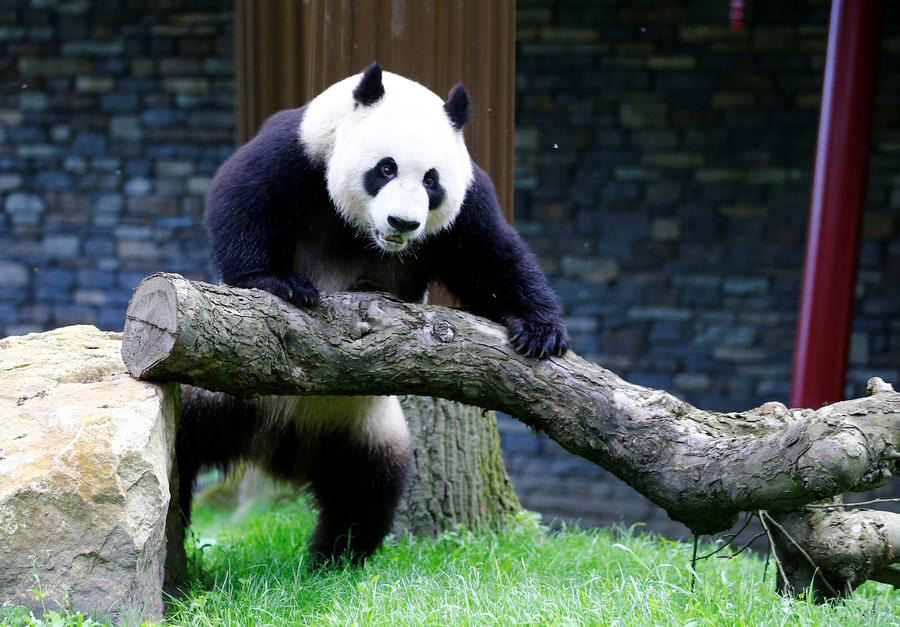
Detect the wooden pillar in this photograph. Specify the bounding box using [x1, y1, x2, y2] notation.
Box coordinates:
[235, 0, 515, 222]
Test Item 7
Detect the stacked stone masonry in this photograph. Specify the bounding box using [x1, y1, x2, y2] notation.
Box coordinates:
[508, 0, 900, 533]
[1, 0, 898, 539]
[0, 0, 231, 335]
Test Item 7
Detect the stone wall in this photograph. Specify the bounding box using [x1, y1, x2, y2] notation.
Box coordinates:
[0, 0, 231, 336]
[504, 0, 900, 534]
[1, 0, 898, 538]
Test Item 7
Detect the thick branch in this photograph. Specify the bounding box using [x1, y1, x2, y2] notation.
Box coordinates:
[122, 273, 900, 538]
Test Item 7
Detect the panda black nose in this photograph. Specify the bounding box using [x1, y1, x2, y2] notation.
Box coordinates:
[387, 216, 421, 233]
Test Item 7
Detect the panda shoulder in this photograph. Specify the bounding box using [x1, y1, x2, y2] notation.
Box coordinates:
[216, 107, 312, 180]
[247, 106, 310, 158]
[459, 164, 502, 221]
[208, 106, 317, 205]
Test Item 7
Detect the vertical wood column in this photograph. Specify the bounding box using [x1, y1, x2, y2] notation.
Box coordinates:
[235, 0, 515, 222]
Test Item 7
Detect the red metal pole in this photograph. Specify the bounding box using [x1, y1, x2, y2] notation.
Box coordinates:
[789, 0, 883, 408]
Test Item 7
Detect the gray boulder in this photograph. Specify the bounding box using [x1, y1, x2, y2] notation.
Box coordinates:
[0, 325, 177, 623]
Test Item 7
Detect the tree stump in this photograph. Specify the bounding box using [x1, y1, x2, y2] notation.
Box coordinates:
[395, 397, 521, 536]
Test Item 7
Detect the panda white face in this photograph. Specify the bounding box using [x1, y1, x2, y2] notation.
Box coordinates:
[300, 64, 473, 253]
[329, 108, 471, 253]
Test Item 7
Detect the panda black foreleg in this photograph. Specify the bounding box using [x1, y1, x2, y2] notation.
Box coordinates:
[431, 165, 569, 360]
[306, 427, 412, 565]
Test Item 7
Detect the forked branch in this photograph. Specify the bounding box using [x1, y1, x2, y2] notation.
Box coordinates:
[122, 273, 900, 598]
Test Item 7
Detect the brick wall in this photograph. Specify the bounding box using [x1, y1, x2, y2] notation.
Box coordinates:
[1, 0, 898, 539]
[503, 0, 900, 535]
[0, 0, 232, 335]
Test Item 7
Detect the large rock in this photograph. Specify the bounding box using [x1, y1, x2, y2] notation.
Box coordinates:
[0, 326, 177, 623]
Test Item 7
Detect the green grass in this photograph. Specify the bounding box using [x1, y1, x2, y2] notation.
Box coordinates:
[165, 496, 900, 626]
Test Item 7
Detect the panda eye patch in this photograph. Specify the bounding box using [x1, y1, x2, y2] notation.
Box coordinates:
[423, 169, 438, 188]
[364, 158, 398, 196]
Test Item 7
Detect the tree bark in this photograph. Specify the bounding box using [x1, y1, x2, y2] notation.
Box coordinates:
[123, 274, 900, 598]
[395, 397, 521, 536]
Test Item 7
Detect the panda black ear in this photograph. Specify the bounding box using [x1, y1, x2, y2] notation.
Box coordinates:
[444, 83, 470, 131]
[353, 61, 385, 107]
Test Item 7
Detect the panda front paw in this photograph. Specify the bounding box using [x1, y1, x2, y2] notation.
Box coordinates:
[503, 315, 569, 359]
[230, 272, 320, 308]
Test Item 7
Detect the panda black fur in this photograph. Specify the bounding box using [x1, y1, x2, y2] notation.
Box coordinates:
[177, 63, 569, 564]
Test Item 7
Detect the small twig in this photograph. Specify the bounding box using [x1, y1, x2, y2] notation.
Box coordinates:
[694, 512, 754, 561]
[690, 534, 699, 593]
[803, 497, 900, 510]
[759, 510, 789, 593]
[762, 543, 771, 583]
[718, 531, 768, 559]
[760, 510, 840, 598]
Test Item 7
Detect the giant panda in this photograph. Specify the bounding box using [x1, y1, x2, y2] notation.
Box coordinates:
[177, 62, 569, 565]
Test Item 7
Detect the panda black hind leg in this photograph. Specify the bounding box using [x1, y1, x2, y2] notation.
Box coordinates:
[234, 395, 412, 565]
[302, 396, 412, 565]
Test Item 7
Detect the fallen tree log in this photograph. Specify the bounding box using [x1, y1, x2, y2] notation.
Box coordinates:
[122, 273, 900, 599]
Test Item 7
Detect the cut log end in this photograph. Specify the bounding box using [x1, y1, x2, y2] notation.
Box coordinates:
[122, 274, 179, 379]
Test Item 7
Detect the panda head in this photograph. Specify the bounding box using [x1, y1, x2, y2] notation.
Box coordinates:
[300, 62, 474, 253]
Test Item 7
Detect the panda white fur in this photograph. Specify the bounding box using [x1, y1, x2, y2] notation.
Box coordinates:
[178, 63, 569, 564]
